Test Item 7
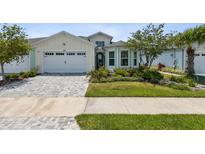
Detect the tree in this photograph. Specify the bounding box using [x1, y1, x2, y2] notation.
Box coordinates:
[174, 25, 205, 76]
[127, 23, 174, 68]
[0, 24, 31, 80]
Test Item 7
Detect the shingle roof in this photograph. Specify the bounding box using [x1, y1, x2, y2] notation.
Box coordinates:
[28, 37, 47, 44]
[88, 31, 113, 39]
[105, 40, 126, 47]
[78, 36, 89, 41]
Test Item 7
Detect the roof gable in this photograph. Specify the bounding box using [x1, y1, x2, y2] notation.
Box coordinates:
[88, 31, 113, 39]
[32, 31, 96, 47]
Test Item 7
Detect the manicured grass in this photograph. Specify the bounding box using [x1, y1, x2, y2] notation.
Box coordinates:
[75, 114, 205, 130]
[85, 82, 205, 97]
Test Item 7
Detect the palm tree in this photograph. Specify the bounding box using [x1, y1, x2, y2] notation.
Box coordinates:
[176, 25, 205, 76]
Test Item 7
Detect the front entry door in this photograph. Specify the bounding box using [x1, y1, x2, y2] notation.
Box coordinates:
[96, 52, 105, 69]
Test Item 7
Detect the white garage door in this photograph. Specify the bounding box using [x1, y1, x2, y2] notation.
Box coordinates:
[194, 52, 205, 74]
[0, 55, 30, 74]
[44, 51, 87, 73]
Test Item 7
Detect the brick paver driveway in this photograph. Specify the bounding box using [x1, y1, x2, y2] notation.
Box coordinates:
[0, 74, 89, 97]
[0, 117, 80, 130]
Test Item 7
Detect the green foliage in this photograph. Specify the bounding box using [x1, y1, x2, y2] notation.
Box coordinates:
[113, 68, 130, 77]
[170, 75, 197, 87]
[4, 69, 38, 81]
[125, 68, 138, 76]
[168, 83, 190, 91]
[5, 73, 19, 80]
[170, 76, 186, 83]
[20, 72, 29, 78]
[87, 67, 109, 82]
[188, 80, 197, 87]
[28, 68, 38, 77]
[11, 73, 20, 79]
[127, 23, 175, 67]
[142, 70, 164, 81]
[174, 25, 205, 76]
[0, 24, 31, 80]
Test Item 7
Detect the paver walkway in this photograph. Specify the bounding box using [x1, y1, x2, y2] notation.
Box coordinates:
[0, 117, 79, 130]
[0, 74, 89, 97]
[1, 97, 205, 129]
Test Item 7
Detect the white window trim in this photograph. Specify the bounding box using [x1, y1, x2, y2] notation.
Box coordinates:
[133, 51, 137, 66]
[108, 51, 115, 66]
[120, 50, 129, 67]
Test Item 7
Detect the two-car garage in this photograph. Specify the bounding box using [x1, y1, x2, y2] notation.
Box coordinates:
[43, 51, 87, 73]
[33, 31, 95, 74]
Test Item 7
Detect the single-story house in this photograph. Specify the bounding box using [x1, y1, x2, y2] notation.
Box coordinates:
[1, 31, 205, 74]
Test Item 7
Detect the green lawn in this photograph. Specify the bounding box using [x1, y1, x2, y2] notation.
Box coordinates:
[75, 114, 205, 130]
[85, 82, 205, 97]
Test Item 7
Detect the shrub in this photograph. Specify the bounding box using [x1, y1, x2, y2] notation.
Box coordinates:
[5, 74, 11, 80]
[138, 65, 146, 73]
[188, 80, 197, 87]
[87, 67, 109, 81]
[10, 73, 20, 79]
[150, 78, 160, 84]
[168, 83, 190, 91]
[20, 72, 29, 78]
[113, 74, 122, 78]
[142, 70, 163, 81]
[170, 76, 186, 83]
[113, 68, 130, 77]
[19, 72, 24, 76]
[126, 68, 137, 77]
[28, 68, 38, 77]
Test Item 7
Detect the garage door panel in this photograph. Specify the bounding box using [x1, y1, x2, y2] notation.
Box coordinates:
[43, 51, 87, 73]
[194, 52, 205, 74]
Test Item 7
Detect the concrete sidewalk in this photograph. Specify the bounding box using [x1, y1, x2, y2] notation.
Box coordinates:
[0, 97, 205, 117]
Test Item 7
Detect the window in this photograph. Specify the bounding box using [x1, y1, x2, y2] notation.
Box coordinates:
[45, 52, 54, 56]
[56, 52, 65, 56]
[109, 51, 115, 66]
[95, 41, 105, 47]
[67, 52, 75, 56]
[133, 52, 137, 66]
[77, 52, 86, 56]
[195, 54, 200, 56]
[121, 50, 128, 66]
[202, 54, 205, 56]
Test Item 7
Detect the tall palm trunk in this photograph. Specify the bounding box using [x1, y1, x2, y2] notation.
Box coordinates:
[186, 46, 195, 76]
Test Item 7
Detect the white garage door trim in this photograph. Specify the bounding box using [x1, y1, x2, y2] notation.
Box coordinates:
[43, 51, 87, 73]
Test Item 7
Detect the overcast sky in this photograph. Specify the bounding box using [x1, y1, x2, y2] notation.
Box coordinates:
[1, 23, 203, 41]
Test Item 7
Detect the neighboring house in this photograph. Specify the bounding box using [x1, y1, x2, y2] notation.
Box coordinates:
[1, 31, 205, 74]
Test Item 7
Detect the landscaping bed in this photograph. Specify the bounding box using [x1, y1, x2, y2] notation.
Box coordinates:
[0, 69, 38, 86]
[86, 67, 205, 97]
[75, 114, 205, 130]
